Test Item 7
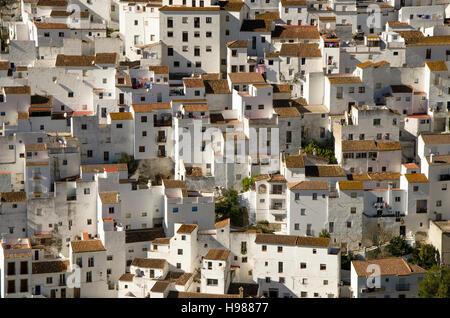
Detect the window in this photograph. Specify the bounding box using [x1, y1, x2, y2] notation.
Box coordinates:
[7, 280, 15, 294]
[7, 262, 15, 275]
[351, 207, 356, 214]
[167, 47, 173, 56]
[300, 262, 306, 269]
[373, 118, 381, 126]
[68, 92, 74, 98]
[207, 279, 218, 286]
[46, 277, 53, 284]
[347, 221, 352, 228]
[312, 193, 317, 200]
[278, 262, 283, 273]
[88, 257, 94, 267]
[173, 208, 178, 213]
[139, 146, 145, 153]
[206, 17, 212, 23]
[86, 271, 92, 283]
[320, 264, 326, 270]
[192, 206, 198, 212]
[277, 246, 283, 253]
[265, 277, 271, 283]
[436, 200, 442, 207]
[413, 186, 419, 192]
[20, 261, 28, 275]
[178, 249, 183, 255]
[426, 48, 431, 59]
[262, 245, 267, 252]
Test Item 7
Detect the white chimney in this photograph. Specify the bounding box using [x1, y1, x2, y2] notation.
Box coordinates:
[298, 147, 303, 154]
[387, 182, 393, 206]
[430, 153, 434, 163]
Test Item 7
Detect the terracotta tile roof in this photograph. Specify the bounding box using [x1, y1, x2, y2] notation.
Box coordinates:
[421, 133, 450, 145]
[95, 53, 118, 65]
[426, 61, 448, 72]
[1, 192, 27, 203]
[388, 21, 409, 27]
[35, 22, 69, 29]
[228, 72, 265, 84]
[265, 52, 280, 58]
[280, 43, 321, 57]
[406, 35, 450, 46]
[220, 0, 244, 12]
[318, 16, 336, 20]
[285, 154, 305, 168]
[271, 84, 291, 93]
[119, 273, 134, 282]
[272, 25, 320, 39]
[426, 154, 450, 166]
[255, 11, 280, 21]
[109, 112, 133, 120]
[0, 61, 8, 71]
[215, 218, 231, 229]
[177, 224, 197, 234]
[391, 85, 413, 94]
[327, 74, 362, 84]
[226, 40, 248, 48]
[368, 173, 401, 181]
[404, 173, 429, 183]
[341, 140, 401, 152]
[163, 179, 186, 189]
[186, 167, 203, 177]
[281, 0, 307, 5]
[183, 78, 205, 88]
[356, 61, 373, 69]
[152, 237, 171, 245]
[176, 273, 193, 285]
[204, 79, 231, 94]
[149, 65, 169, 74]
[255, 234, 330, 247]
[403, 163, 419, 169]
[98, 192, 119, 204]
[25, 144, 47, 152]
[25, 160, 50, 168]
[37, 0, 67, 6]
[373, 61, 390, 68]
[254, 174, 270, 182]
[255, 234, 298, 246]
[350, 174, 371, 181]
[183, 103, 209, 112]
[274, 107, 301, 118]
[338, 180, 364, 191]
[287, 181, 329, 190]
[204, 249, 230, 261]
[305, 165, 346, 178]
[81, 163, 128, 174]
[159, 6, 221, 11]
[352, 258, 427, 277]
[3, 86, 31, 95]
[268, 174, 287, 183]
[71, 240, 106, 253]
[151, 281, 171, 293]
[131, 258, 166, 269]
[396, 30, 424, 44]
[125, 228, 165, 244]
[132, 103, 171, 113]
[32, 260, 69, 274]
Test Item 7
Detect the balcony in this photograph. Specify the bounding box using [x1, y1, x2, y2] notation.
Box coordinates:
[157, 135, 167, 143]
[154, 119, 172, 127]
[361, 286, 386, 294]
[396, 283, 410, 292]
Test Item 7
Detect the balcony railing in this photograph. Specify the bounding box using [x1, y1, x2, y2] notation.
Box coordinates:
[154, 119, 172, 127]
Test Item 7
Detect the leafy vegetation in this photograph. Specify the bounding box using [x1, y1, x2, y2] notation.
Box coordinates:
[319, 229, 330, 238]
[386, 236, 413, 257]
[411, 243, 440, 270]
[249, 220, 274, 234]
[418, 266, 450, 298]
[116, 152, 138, 176]
[303, 139, 337, 164]
[341, 252, 356, 271]
[242, 175, 256, 192]
[215, 189, 246, 227]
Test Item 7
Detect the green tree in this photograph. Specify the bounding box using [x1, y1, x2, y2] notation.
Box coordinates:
[303, 139, 337, 164]
[319, 229, 330, 238]
[341, 252, 356, 270]
[411, 244, 440, 270]
[116, 152, 138, 176]
[386, 236, 413, 256]
[418, 266, 450, 298]
[215, 189, 245, 227]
